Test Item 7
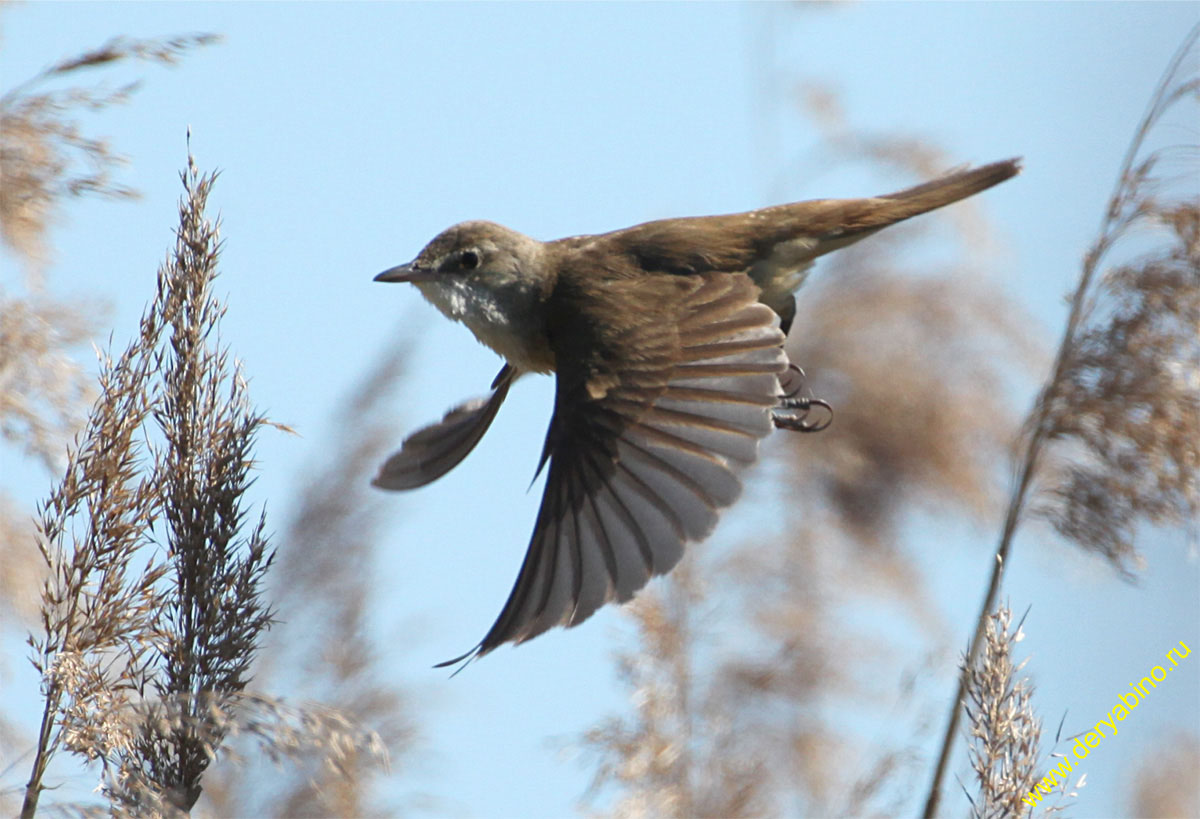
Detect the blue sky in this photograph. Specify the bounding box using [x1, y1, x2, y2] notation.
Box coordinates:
[2, 3, 1198, 817]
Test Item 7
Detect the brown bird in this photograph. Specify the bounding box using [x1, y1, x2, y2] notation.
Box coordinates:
[374, 158, 1021, 666]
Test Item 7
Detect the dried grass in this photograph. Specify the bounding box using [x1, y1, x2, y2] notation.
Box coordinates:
[16, 155, 386, 818]
[0, 295, 95, 470]
[202, 341, 416, 818]
[581, 562, 775, 819]
[717, 522, 913, 816]
[5, 29, 402, 818]
[0, 494, 44, 624]
[962, 605, 1042, 819]
[0, 31, 217, 268]
[922, 25, 1200, 816]
[1036, 158, 1200, 572]
[2, 27, 219, 689]
[21, 157, 263, 816]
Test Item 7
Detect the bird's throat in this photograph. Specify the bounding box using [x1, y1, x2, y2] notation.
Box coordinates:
[415, 278, 554, 373]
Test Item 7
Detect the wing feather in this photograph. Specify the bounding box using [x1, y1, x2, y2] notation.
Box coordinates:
[374, 365, 515, 490]
[439, 273, 787, 666]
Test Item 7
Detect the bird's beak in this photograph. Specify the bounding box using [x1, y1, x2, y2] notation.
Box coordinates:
[374, 262, 436, 283]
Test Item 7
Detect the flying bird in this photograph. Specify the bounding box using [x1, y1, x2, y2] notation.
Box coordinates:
[373, 158, 1021, 666]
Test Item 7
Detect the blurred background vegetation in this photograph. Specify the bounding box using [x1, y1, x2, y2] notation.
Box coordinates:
[1, 5, 1196, 818]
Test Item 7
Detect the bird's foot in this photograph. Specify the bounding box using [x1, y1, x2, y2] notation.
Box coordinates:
[773, 364, 833, 432]
[773, 396, 833, 432]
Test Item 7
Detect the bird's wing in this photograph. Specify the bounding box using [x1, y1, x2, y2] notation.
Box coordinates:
[373, 364, 515, 491]
[440, 272, 786, 667]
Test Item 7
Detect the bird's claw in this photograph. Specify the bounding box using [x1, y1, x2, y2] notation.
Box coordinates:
[773, 365, 833, 432]
[778, 363, 809, 399]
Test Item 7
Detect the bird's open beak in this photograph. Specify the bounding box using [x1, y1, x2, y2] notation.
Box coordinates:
[374, 262, 436, 283]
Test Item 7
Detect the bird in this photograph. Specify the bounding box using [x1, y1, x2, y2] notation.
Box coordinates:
[373, 158, 1021, 667]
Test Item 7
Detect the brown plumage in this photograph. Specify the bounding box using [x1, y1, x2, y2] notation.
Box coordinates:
[373, 158, 1021, 666]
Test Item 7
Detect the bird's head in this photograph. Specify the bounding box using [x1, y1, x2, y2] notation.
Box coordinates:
[376, 220, 547, 295]
[375, 220, 553, 369]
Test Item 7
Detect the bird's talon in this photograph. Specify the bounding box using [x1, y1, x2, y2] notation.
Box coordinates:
[779, 363, 808, 399]
[773, 397, 833, 433]
[774, 364, 833, 432]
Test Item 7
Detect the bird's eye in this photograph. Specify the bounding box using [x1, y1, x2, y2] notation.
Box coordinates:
[459, 249, 480, 270]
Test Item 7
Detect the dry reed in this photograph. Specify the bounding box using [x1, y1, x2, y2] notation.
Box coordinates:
[922, 25, 1200, 816]
[0, 31, 216, 267]
[202, 342, 414, 818]
[1, 26, 217, 671]
[21, 156, 267, 816]
[19, 154, 384, 818]
[962, 605, 1044, 818]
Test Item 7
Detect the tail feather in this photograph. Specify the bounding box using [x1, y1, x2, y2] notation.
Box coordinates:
[743, 157, 1022, 326]
[765, 157, 1023, 254]
[883, 157, 1023, 213]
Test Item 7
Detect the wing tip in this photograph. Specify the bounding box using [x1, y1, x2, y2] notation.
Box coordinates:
[434, 644, 486, 675]
[371, 463, 418, 491]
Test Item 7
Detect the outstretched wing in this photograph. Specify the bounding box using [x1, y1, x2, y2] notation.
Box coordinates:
[440, 272, 786, 666]
[374, 365, 515, 490]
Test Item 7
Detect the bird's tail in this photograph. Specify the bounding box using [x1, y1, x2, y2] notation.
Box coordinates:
[880, 157, 1023, 218]
[751, 157, 1022, 331]
[766, 156, 1023, 260]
